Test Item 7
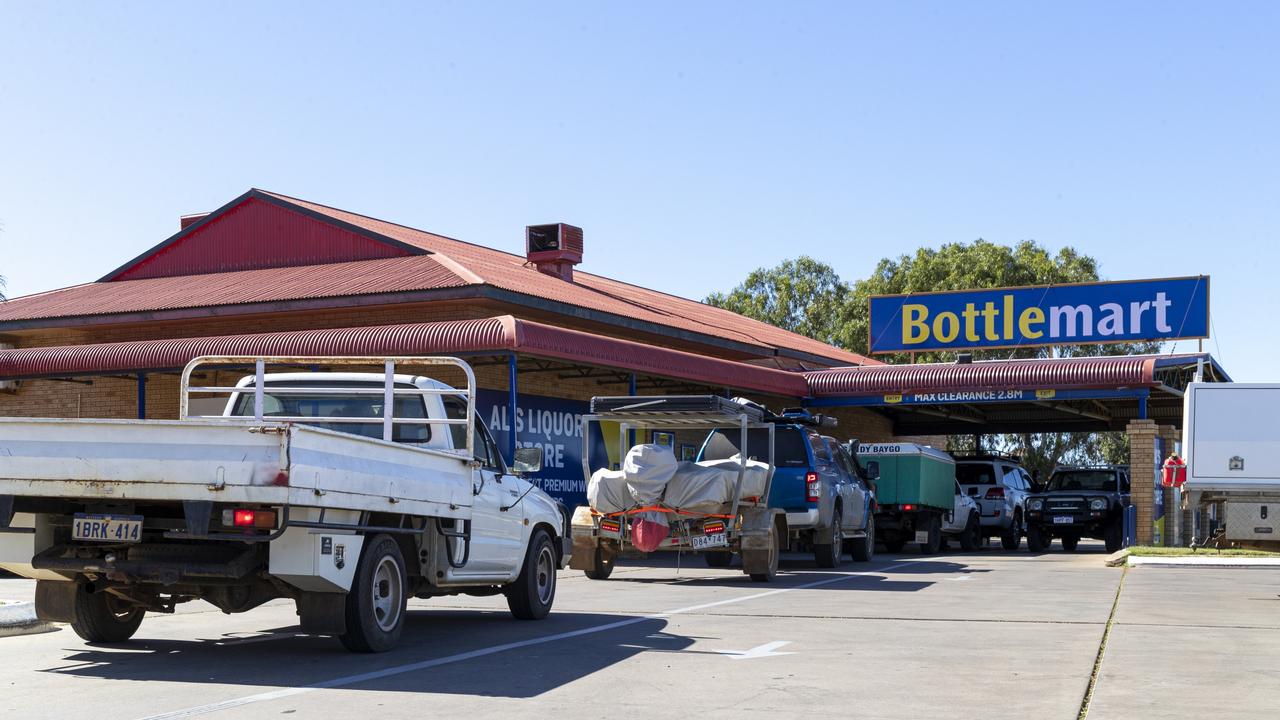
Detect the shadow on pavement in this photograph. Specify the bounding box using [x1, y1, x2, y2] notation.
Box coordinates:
[41, 610, 691, 698]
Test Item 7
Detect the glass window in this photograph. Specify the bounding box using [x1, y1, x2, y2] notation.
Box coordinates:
[809, 434, 833, 464]
[1000, 465, 1020, 489]
[231, 381, 430, 443]
[701, 427, 808, 467]
[956, 463, 996, 485]
[1046, 470, 1121, 492]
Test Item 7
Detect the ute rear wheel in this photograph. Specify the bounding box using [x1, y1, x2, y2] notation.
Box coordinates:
[70, 584, 145, 644]
[339, 534, 407, 653]
[507, 529, 557, 620]
[814, 509, 843, 568]
[850, 513, 875, 562]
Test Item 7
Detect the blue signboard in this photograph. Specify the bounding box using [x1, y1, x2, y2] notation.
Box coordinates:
[868, 276, 1209, 354]
[476, 390, 605, 508]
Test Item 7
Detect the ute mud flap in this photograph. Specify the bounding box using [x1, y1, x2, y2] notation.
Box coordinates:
[297, 592, 347, 635]
[739, 508, 784, 575]
[34, 580, 76, 623]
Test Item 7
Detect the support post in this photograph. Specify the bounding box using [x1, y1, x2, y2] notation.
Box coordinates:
[628, 373, 637, 448]
[508, 353, 519, 462]
[1127, 419, 1159, 546]
[136, 373, 147, 420]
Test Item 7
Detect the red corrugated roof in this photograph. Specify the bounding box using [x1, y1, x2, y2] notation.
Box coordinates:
[804, 355, 1165, 396]
[0, 316, 810, 398]
[0, 256, 468, 320]
[0, 190, 873, 367]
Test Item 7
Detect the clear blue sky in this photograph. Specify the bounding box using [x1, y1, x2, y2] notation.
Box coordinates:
[1, 3, 1275, 379]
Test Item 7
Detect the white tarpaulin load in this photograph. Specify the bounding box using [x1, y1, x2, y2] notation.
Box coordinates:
[586, 469, 631, 514]
[587, 445, 772, 514]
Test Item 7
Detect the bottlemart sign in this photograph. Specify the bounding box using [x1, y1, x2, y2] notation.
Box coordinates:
[868, 276, 1209, 354]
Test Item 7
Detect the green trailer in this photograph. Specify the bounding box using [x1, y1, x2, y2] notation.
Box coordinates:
[862, 443, 979, 554]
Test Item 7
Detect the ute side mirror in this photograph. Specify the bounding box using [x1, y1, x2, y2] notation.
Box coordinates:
[512, 446, 543, 475]
[864, 461, 880, 480]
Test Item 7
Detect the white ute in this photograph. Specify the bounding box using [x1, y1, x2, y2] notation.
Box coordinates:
[0, 356, 570, 652]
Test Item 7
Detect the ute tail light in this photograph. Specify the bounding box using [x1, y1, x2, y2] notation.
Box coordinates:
[805, 472, 820, 503]
[985, 487, 1005, 499]
[223, 508, 278, 529]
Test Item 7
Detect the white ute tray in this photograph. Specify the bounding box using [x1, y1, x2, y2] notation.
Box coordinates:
[0, 417, 473, 519]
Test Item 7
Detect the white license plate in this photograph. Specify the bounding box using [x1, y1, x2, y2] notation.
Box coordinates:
[915, 530, 930, 544]
[73, 514, 143, 543]
[692, 532, 728, 550]
[1053, 516, 1075, 525]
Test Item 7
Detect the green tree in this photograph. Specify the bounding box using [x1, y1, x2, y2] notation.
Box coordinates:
[706, 256, 851, 347]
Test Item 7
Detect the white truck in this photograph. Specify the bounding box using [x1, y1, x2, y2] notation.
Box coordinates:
[1182, 382, 1280, 548]
[0, 356, 570, 652]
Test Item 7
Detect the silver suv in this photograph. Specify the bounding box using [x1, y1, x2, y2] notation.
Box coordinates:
[954, 455, 1034, 550]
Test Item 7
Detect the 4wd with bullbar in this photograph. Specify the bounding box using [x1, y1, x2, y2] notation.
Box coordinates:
[1025, 465, 1130, 553]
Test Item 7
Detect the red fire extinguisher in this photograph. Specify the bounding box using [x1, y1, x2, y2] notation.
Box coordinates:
[1161, 453, 1187, 488]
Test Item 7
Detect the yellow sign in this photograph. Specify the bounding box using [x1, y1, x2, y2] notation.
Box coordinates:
[1035, 389, 1056, 399]
[884, 394, 903, 404]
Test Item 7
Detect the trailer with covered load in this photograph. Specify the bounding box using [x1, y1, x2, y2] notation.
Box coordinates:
[569, 395, 785, 581]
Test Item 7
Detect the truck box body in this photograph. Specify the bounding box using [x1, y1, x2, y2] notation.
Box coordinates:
[861, 443, 955, 510]
[1183, 383, 1280, 494]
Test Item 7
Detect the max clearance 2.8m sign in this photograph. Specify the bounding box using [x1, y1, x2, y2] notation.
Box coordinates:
[868, 276, 1209, 354]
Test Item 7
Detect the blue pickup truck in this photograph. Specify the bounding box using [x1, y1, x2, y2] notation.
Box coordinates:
[699, 411, 877, 567]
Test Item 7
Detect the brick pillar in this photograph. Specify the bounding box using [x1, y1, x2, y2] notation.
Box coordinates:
[1128, 419, 1159, 546]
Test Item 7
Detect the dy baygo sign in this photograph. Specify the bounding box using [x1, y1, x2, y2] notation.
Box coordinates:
[868, 276, 1209, 354]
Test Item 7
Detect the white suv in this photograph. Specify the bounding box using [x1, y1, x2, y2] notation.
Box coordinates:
[954, 455, 1034, 550]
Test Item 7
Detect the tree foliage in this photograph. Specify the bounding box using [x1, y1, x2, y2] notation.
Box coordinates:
[706, 256, 850, 347]
[706, 239, 1157, 475]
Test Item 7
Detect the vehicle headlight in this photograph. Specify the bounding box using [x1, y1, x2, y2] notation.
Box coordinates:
[1029, 499, 1043, 511]
[1090, 498, 1107, 511]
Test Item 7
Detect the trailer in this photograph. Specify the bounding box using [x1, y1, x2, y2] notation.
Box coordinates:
[568, 395, 786, 582]
[0, 355, 569, 652]
[1182, 382, 1280, 548]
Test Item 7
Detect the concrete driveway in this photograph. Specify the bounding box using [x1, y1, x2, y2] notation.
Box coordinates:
[0, 542, 1272, 719]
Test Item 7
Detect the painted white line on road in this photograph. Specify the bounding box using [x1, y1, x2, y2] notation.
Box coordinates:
[713, 640, 794, 660]
[139, 561, 914, 719]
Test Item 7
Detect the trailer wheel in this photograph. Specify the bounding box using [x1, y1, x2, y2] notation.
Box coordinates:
[813, 508, 843, 568]
[959, 512, 981, 552]
[584, 545, 616, 579]
[339, 534, 407, 653]
[882, 535, 906, 553]
[507, 529, 557, 620]
[850, 513, 875, 562]
[70, 584, 144, 644]
[748, 521, 780, 582]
